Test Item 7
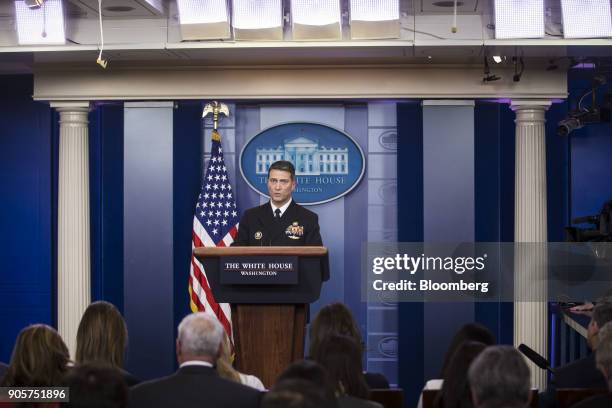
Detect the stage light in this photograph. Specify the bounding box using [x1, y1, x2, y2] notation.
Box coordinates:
[492, 56, 503, 63]
[483, 57, 501, 82]
[349, 0, 399, 39]
[494, 0, 544, 39]
[232, 0, 283, 40]
[561, 0, 612, 39]
[176, 0, 230, 40]
[15, 0, 65, 45]
[291, 0, 342, 41]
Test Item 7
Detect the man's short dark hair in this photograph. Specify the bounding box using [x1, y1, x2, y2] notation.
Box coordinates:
[593, 302, 612, 328]
[268, 161, 295, 180]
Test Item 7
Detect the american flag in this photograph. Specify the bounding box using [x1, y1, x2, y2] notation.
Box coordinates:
[189, 130, 239, 340]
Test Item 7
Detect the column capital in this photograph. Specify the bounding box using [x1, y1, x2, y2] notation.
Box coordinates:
[509, 99, 552, 111]
[49, 101, 91, 111]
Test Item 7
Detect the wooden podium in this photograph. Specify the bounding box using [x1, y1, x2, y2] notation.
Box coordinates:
[193, 246, 329, 387]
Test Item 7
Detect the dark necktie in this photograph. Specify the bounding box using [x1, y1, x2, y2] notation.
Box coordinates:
[274, 208, 281, 220]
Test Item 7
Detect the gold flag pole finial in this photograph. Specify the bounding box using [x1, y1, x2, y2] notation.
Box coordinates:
[203, 102, 230, 142]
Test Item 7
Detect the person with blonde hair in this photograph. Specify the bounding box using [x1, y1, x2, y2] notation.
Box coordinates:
[216, 334, 265, 390]
[1, 324, 69, 387]
[75, 301, 139, 385]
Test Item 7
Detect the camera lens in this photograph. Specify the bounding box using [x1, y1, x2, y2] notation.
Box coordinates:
[557, 117, 582, 136]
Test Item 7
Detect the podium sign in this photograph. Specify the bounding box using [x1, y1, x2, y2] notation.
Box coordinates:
[220, 256, 298, 285]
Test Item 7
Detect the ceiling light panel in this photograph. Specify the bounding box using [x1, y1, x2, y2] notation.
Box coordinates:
[176, 0, 230, 40]
[349, 0, 400, 39]
[291, 0, 342, 40]
[351, 0, 399, 22]
[494, 0, 544, 39]
[561, 0, 612, 39]
[15, 0, 65, 45]
[232, 0, 283, 40]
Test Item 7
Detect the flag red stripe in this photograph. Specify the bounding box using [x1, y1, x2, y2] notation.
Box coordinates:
[190, 256, 232, 337]
[188, 274, 205, 310]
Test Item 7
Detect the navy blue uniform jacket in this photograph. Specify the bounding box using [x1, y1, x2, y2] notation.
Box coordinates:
[233, 201, 322, 247]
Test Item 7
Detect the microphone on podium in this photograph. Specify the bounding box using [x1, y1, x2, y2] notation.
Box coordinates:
[518, 343, 556, 374]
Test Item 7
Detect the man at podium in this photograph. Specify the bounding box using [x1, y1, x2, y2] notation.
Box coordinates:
[233, 160, 322, 246]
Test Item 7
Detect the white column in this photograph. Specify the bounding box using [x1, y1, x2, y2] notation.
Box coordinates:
[511, 100, 551, 390]
[51, 101, 91, 358]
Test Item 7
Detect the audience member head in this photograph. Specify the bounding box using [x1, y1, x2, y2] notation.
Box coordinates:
[588, 302, 612, 350]
[312, 334, 370, 399]
[309, 303, 363, 358]
[263, 379, 339, 408]
[277, 359, 336, 400]
[595, 321, 612, 390]
[176, 312, 223, 364]
[440, 323, 495, 377]
[76, 301, 128, 368]
[436, 341, 488, 408]
[1, 324, 69, 387]
[468, 346, 531, 408]
[62, 363, 128, 408]
[216, 333, 241, 383]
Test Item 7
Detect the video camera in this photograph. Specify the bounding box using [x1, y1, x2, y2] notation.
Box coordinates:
[565, 200, 612, 242]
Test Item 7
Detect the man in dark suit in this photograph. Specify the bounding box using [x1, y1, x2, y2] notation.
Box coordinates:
[574, 322, 612, 407]
[129, 313, 261, 408]
[233, 160, 322, 246]
[541, 302, 612, 407]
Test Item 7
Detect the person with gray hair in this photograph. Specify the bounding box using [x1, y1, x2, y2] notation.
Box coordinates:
[468, 345, 531, 408]
[573, 322, 612, 407]
[129, 312, 261, 408]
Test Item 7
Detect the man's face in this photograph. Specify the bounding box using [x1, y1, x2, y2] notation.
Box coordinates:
[267, 169, 295, 207]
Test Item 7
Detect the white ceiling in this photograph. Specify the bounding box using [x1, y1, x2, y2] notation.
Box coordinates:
[0, 0, 610, 74]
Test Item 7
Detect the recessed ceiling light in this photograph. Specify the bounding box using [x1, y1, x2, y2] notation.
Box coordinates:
[104, 6, 135, 12]
[433, 1, 464, 7]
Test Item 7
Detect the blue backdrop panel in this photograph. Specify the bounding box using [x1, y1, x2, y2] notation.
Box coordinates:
[343, 104, 368, 363]
[0, 75, 53, 362]
[123, 102, 175, 380]
[365, 102, 399, 386]
[422, 103, 476, 381]
[567, 69, 612, 222]
[89, 104, 124, 310]
[397, 102, 424, 407]
[474, 102, 514, 346]
[173, 101, 204, 354]
[545, 102, 570, 242]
